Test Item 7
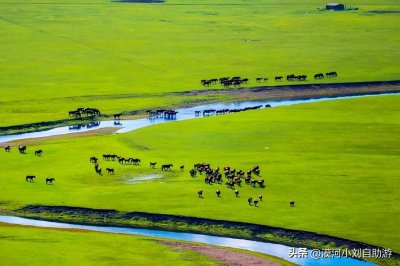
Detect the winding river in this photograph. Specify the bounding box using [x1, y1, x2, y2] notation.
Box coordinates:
[0, 216, 375, 266]
[0, 92, 398, 144]
[1, 93, 396, 265]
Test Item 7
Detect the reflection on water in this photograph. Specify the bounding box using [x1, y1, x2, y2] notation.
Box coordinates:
[69, 121, 101, 130]
[0, 92, 398, 144]
[0, 216, 375, 266]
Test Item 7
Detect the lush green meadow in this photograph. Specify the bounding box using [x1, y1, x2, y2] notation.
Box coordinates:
[1, 95, 399, 253]
[0, 223, 294, 266]
[0, 0, 399, 126]
[0, 223, 217, 265]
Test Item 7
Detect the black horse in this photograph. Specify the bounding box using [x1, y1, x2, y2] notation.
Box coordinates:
[248, 197, 253, 205]
[290, 201, 295, 207]
[46, 178, 55, 185]
[26, 175, 35, 182]
[150, 162, 157, 168]
[161, 164, 173, 171]
[18, 146, 27, 154]
[197, 190, 203, 198]
[106, 168, 114, 175]
[189, 169, 196, 177]
[35, 150, 42, 156]
[4, 146, 11, 152]
[113, 113, 122, 120]
[314, 73, 324, 79]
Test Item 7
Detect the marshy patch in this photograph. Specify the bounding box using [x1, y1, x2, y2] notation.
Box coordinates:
[112, 0, 165, 3]
[123, 174, 163, 184]
[242, 39, 261, 42]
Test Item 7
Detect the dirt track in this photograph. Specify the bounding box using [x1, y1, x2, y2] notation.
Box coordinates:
[180, 80, 400, 102]
[162, 241, 282, 266]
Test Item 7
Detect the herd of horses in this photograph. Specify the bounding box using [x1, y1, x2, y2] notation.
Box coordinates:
[89, 154, 179, 176]
[3, 144, 295, 207]
[192, 163, 295, 207]
[67, 107, 126, 121]
[201, 76, 249, 87]
[4, 145, 54, 185]
[5, 145, 42, 156]
[146, 109, 178, 120]
[196, 104, 271, 117]
[201, 72, 338, 87]
[68, 107, 101, 118]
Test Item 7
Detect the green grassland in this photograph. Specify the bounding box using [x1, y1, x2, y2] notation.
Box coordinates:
[0, 223, 217, 266]
[0, 95, 399, 253]
[0, 0, 399, 126]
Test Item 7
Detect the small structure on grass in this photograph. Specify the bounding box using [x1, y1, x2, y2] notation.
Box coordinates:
[326, 3, 345, 11]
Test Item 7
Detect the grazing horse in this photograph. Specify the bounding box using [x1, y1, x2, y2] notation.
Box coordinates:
[314, 73, 324, 79]
[161, 164, 173, 171]
[46, 178, 55, 185]
[265, 104, 271, 108]
[180, 165, 184, 171]
[326, 71, 338, 78]
[4, 146, 11, 152]
[106, 168, 114, 175]
[234, 190, 239, 197]
[132, 158, 141, 165]
[113, 113, 122, 120]
[96, 168, 102, 175]
[190, 169, 196, 177]
[150, 162, 157, 169]
[275, 76, 283, 82]
[290, 201, 295, 207]
[26, 175, 35, 182]
[248, 197, 253, 205]
[215, 189, 221, 197]
[259, 195, 263, 201]
[90, 156, 98, 163]
[253, 200, 259, 207]
[18, 146, 27, 154]
[35, 150, 42, 156]
[197, 190, 203, 198]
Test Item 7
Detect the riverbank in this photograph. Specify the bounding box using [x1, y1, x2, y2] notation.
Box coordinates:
[4, 205, 398, 265]
[1, 81, 399, 135]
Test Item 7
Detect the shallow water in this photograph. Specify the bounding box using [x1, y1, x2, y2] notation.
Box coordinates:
[0, 92, 398, 144]
[123, 174, 163, 184]
[0, 215, 375, 266]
